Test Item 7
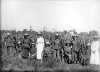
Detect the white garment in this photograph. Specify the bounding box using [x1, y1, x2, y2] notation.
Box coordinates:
[36, 37, 44, 60]
[90, 40, 100, 65]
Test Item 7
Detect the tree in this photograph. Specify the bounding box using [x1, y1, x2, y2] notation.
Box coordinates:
[89, 30, 98, 37]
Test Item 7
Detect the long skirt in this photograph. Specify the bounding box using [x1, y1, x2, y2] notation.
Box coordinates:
[90, 51, 100, 65]
[90, 41, 100, 65]
[36, 43, 44, 60]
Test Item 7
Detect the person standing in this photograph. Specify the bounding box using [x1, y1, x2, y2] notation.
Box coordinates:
[90, 36, 100, 65]
[36, 32, 44, 62]
[21, 33, 31, 59]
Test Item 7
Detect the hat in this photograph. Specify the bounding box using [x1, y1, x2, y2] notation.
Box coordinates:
[24, 33, 28, 35]
[18, 41, 21, 44]
[56, 32, 59, 36]
[37, 32, 42, 36]
[7, 32, 10, 35]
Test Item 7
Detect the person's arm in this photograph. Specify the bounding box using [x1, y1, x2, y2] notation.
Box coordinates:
[31, 53, 37, 57]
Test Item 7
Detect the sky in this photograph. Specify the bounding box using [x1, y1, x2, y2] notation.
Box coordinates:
[1, 0, 100, 33]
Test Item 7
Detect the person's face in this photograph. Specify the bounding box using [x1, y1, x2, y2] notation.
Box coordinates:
[38, 35, 41, 37]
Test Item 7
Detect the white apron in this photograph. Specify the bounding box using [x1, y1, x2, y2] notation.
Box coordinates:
[36, 37, 44, 60]
[90, 40, 100, 65]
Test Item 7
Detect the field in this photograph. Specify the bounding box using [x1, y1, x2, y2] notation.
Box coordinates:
[2, 64, 100, 72]
[2, 55, 100, 72]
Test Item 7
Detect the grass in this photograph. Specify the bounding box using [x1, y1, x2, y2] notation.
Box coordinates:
[2, 62, 100, 72]
[2, 52, 100, 72]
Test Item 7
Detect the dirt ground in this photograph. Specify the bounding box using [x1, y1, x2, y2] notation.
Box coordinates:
[2, 63, 100, 72]
[2, 52, 100, 72]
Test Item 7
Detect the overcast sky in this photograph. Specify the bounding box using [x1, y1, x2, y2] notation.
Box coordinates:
[1, 0, 100, 33]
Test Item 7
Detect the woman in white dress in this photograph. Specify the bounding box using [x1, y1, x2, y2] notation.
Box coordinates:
[90, 37, 100, 65]
[36, 33, 44, 62]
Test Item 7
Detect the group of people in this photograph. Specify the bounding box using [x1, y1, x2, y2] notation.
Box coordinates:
[42, 32, 91, 66]
[1, 30, 99, 66]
